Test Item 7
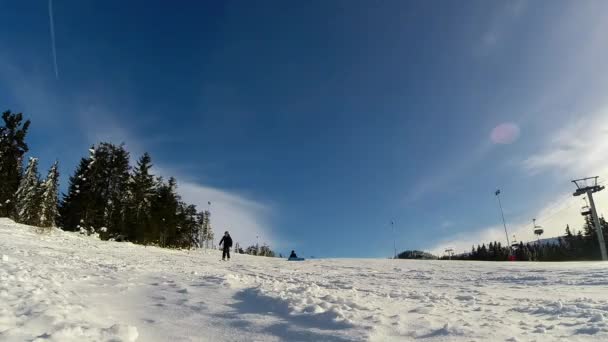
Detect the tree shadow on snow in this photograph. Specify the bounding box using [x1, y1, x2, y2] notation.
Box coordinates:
[219, 288, 360, 342]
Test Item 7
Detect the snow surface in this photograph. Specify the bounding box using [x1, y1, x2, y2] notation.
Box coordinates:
[1, 218, 608, 341]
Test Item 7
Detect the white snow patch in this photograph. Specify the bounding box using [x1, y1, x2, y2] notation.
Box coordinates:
[1, 218, 608, 341]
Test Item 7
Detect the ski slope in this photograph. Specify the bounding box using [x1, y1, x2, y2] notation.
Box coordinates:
[1, 218, 608, 342]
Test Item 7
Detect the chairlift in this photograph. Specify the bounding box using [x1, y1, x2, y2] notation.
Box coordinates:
[581, 205, 591, 216]
[532, 218, 543, 237]
[511, 235, 519, 249]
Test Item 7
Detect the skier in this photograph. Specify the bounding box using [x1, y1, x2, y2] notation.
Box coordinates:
[219, 231, 233, 261]
[289, 250, 298, 258]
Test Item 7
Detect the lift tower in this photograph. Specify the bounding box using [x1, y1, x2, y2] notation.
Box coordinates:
[572, 177, 607, 261]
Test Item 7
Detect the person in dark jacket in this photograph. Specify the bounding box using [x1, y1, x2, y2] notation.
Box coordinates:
[219, 231, 233, 261]
[289, 250, 298, 259]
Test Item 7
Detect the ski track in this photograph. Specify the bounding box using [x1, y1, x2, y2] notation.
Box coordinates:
[1, 218, 608, 341]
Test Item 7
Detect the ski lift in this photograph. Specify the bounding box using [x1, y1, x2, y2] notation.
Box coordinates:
[511, 235, 519, 249]
[532, 218, 543, 237]
[444, 248, 454, 260]
[580, 197, 591, 216]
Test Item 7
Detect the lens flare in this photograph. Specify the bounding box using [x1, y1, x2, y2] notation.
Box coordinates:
[490, 123, 520, 144]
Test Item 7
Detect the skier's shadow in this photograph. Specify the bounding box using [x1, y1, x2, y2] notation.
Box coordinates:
[219, 288, 359, 342]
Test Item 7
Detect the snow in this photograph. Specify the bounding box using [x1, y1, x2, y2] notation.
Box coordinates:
[1, 218, 608, 341]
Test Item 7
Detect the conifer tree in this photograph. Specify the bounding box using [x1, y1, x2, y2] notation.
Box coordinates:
[103, 144, 130, 238]
[59, 157, 92, 231]
[200, 210, 214, 248]
[39, 161, 60, 228]
[59, 143, 130, 235]
[151, 177, 179, 247]
[175, 202, 200, 248]
[127, 153, 156, 243]
[15, 157, 41, 225]
[0, 111, 30, 217]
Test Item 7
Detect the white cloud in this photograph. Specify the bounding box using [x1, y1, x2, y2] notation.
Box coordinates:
[175, 178, 277, 248]
[476, 0, 527, 54]
[441, 220, 453, 228]
[522, 108, 608, 178]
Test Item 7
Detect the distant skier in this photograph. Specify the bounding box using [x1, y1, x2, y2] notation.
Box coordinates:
[219, 231, 233, 261]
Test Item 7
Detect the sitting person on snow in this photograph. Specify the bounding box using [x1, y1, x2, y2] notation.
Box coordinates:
[289, 250, 298, 259]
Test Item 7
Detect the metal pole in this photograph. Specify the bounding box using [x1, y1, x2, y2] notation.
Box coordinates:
[496, 192, 511, 247]
[586, 190, 608, 260]
[392, 220, 397, 259]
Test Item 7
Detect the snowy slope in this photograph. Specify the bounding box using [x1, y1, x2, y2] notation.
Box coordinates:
[1, 218, 608, 342]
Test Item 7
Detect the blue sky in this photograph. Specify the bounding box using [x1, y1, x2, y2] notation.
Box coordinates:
[2, 1, 608, 257]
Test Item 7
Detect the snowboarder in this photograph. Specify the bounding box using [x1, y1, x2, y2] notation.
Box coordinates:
[219, 231, 233, 261]
[289, 250, 298, 259]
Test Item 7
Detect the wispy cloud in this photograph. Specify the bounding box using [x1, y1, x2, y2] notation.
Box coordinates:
[440, 220, 453, 229]
[175, 178, 276, 248]
[522, 107, 608, 178]
[476, 0, 527, 55]
[403, 141, 493, 205]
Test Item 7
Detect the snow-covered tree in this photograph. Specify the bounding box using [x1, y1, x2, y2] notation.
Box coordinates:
[39, 161, 59, 228]
[15, 157, 41, 225]
[175, 202, 200, 249]
[259, 244, 275, 257]
[151, 177, 179, 247]
[199, 210, 214, 248]
[59, 157, 91, 231]
[59, 143, 129, 235]
[127, 153, 156, 243]
[103, 144, 130, 239]
[0, 111, 30, 217]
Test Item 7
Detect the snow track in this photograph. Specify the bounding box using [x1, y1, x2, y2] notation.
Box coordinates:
[1, 218, 608, 341]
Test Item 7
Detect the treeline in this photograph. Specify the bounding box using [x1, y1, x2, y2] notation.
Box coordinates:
[445, 217, 608, 261]
[397, 250, 438, 260]
[0, 110, 277, 255]
[233, 242, 276, 257]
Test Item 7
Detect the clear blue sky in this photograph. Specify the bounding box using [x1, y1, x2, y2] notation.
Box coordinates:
[2, 1, 608, 257]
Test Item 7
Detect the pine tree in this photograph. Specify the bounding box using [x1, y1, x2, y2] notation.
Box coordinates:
[175, 202, 200, 249]
[15, 157, 41, 225]
[259, 244, 275, 257]
[127, 153, 156, 243]
[59, 157, 91, 231]
[0, 110, 31, 217]
[565, 224, 573, 239]
[151, 177, 179, 247]
[103, 144, 130, 239]
[200, 210, 214, 248]
[59, 143, 130, 235]
[39, 161, 59, 228]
